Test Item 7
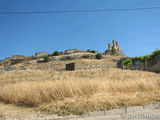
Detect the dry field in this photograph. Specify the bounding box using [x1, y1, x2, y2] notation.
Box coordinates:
[16, 56, 120, 71]
[0, 67, 160, 116]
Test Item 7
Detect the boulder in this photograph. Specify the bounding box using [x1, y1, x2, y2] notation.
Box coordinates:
[35, 52, 48, 58]
[10, 55, 26, 60]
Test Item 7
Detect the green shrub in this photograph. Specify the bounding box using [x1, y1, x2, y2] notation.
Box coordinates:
[96, 53, 102, 59]
[144, 55, 151, 61]
[122, 58, 133, 66]
[87, 49, 91, 52]
[43, 56, 49, 62]
[52, 51, 60, 56]
[60, 52, 64, 55]
[91, 50, 96, 54]
[122, 49, 160, 66]
[152, 49, 160, 57]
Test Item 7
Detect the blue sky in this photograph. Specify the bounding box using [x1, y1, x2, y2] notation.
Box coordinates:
[0, 0, 160, 60]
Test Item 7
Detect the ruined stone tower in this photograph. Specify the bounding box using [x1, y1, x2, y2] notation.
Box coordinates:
[105, 40, 124, 56]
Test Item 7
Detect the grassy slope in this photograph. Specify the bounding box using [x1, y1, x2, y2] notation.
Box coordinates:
[0, 67, 160, 115]
[19, 56, 119, 71]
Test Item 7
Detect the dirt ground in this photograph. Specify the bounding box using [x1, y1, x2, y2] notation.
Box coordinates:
[1, 102, 160, 120]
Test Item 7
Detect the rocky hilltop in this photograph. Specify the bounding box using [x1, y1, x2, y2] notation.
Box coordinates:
[0, 40, 124, 71]
[0, 41, 124, 66]
[1, 40, 159, 73]
[105, 40, 124, 56]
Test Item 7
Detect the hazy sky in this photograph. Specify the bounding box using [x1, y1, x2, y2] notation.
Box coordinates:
[0, 0, 160, 60]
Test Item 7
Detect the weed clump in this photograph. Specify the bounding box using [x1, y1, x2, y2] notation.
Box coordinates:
[43, 56, 49, 62]
[96, 53, 102, 59]
[52, 51, 60, 56]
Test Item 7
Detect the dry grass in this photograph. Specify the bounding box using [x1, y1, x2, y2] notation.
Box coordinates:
[0, 68, 160, 115]
[0, 113, 4, 118]
[18, 57, 119, 71]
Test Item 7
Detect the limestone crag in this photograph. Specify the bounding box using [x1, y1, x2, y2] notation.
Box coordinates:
[105, 40, 124, 56]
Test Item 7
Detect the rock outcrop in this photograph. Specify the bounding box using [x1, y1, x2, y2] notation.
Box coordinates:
[0, 55, 34, 66]
[65, 49, 86, 54]
[105, 40, 124, 56]
[36, 53, 96, 63]
[35, 52, 48, 58]
[54, 53, 95, 61]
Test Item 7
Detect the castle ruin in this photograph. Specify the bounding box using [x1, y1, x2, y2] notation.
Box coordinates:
[105, 40, 124, 56]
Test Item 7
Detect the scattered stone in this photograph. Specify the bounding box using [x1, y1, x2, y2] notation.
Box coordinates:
[49, 56, 57, 61]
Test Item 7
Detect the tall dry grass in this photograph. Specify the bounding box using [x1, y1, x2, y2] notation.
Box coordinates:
[0, 68, 160, 115]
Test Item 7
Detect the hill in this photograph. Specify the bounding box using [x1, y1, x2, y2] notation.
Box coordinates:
[0, 40, 160, 118]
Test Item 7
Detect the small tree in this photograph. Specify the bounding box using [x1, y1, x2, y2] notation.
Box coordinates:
[52, 51, 60, 56]
[96, 53, 102, 59]
[87, 49, 91, 52]
[44, 56, 49, 62]
[91, 50, 96, 54]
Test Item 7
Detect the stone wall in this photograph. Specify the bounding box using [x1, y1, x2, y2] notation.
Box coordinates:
[118, 56, 160, 73]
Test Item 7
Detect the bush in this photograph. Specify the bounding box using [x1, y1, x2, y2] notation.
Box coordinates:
[96, 53, 102, 59]
[122, 49, 160, 66]
[91, 50, 96, 54]
[122, 58, 133, 66]
[87, 49, 91, 52]
[52, 51, 60, 56]
[144, 55, 151, 61]
[43, 56, 49, 62]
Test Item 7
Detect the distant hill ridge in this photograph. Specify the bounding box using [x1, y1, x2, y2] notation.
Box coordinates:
[0, 40, 124, 66]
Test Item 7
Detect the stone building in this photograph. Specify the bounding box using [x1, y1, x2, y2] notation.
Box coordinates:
[66, 63, 75, 71]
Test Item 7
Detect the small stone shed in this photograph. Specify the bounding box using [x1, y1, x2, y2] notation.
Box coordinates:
[66, 63, 75, 71]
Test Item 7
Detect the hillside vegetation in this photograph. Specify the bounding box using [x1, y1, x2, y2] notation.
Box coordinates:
[123, 49, 160, 66]
[0, 68, 160, 115]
